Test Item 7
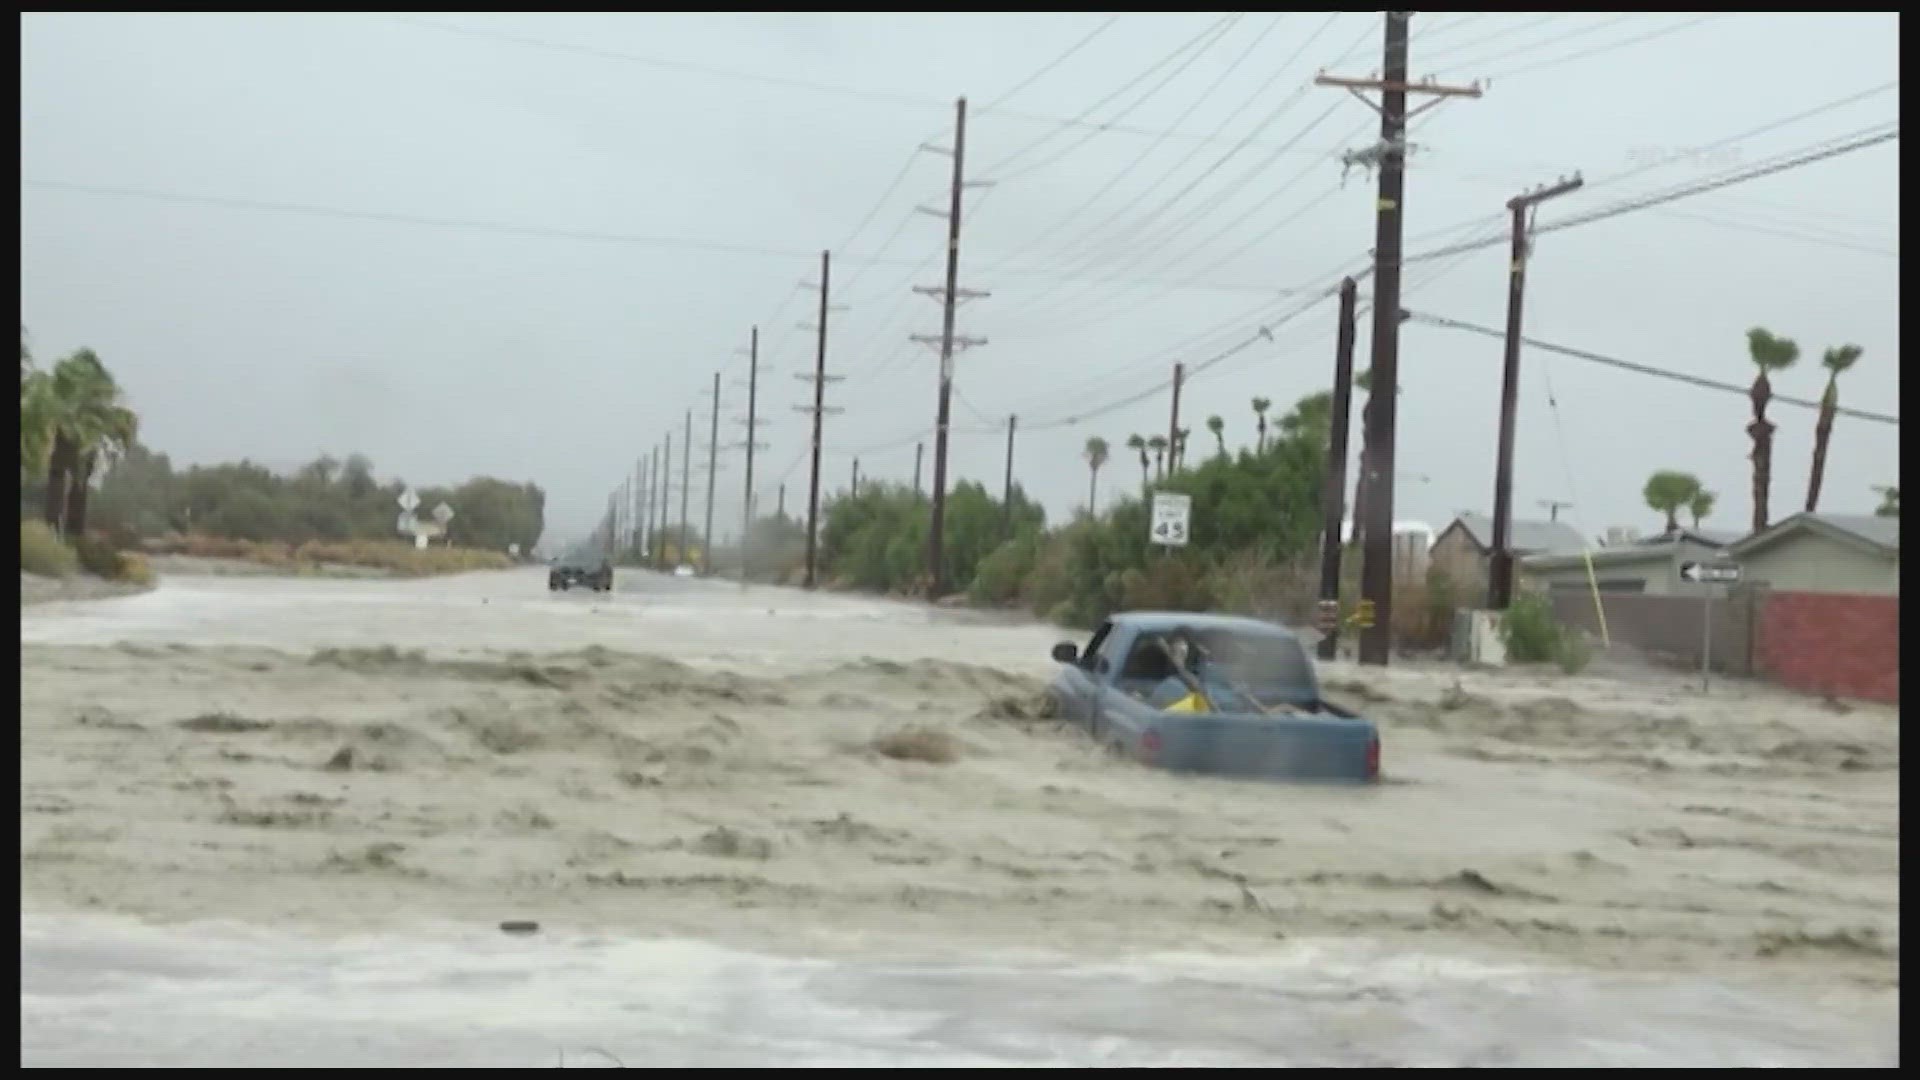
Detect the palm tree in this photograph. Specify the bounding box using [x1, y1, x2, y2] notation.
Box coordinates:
[1174, 427, 1191, 471]
[1126, 434, 1150, 491]
[1874, 485, 1898, 519]
[1278, 391, 1332, 443]
[1250, 396, 1271, 452]
[1687, 487, 1717, 530]
[32, 349, 139, 537]
[1743, 326, 1800, 534]
[1206, 415, 1226, 457]
[1643, 469, 1702, 535]
[1082, 436, 1109, 516]
[1147, 434, 1169, 481]
[1805, 343, 1863, 513]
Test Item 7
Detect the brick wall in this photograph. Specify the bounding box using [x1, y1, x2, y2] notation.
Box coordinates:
[1754, 591, 1899, 704]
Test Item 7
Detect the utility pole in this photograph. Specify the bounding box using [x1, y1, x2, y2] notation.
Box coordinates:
[1317, 12, 1482, 666]
[1488, 173, 1584, 610]
[734, 326, 766, 584]
[1167, 361, 1185, 474]
[1317, 277, 1360, 662]
[1538, 498, 1573, 524]
[679, 409, 692, 570]
[777, 483, 786, 520]
[703, 371, 721, 577]
[913, 96, 991, 598]
[851, 457, 861, 497]
[646, 448, 659, 561]
[913, 442, 925, 498]
[658, 436, 672, 569]
[633, 457, 647, 561]
[1001, 414, 1017, 540]
[796, 250, 846, 589]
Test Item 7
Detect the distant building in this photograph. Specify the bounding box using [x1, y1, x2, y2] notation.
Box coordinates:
[1728, 512, 1899, 596]
[1429, 512, 1584, 592]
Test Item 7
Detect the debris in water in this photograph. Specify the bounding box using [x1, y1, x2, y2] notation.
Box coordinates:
[499, 920, 540, 935]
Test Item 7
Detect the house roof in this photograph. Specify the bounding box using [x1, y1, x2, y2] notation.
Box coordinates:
[1442, 513, 1586, 555]
[1727, 512, 1900, 560]
[1522, 544, 1676, 571]
[1639, 527, 1741, 549]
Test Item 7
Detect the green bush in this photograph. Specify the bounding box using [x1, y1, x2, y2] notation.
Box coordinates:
[1499, 592, 1563, 662]
[969, 535, 1037, 605]
[20, 520, 77, 577]
[73, 534, 127, 578]
[1500, 591, 1589, 672]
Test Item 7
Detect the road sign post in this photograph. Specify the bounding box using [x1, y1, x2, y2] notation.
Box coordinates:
[1149, 491, 1191, 549]
[1682, 557, 1742, 692]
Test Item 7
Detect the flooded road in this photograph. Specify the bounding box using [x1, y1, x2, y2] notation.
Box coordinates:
[20, 567, 1900, 1067]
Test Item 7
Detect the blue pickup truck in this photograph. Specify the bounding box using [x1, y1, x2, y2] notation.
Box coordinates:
[1041, 611, 1380, 783]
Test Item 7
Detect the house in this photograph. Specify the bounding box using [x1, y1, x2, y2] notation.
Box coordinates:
[1429, 512, 1584, 591]
[1727, 513, 1899, 596]
[1521, 533, 1737, 596]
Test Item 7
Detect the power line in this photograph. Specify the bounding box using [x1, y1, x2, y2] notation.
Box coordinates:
[978, 15, 1124, 112]
[1483, 14, 1722, 81]
[1402, 125, 1899, 265]
[1404, 310, 1899, 426]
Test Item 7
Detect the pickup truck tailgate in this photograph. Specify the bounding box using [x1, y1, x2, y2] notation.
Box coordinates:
[1149, 713, 1378, 782]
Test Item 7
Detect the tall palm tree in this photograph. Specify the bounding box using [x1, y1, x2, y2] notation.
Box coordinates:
[1250, 396, 1271, 453]
[1805, 343, 1863, 513]
[1743, 327, 1800, 534]
[1206, 415, 1226, 457]
[1643, 469, 1702, 535]
[1687, 488, 1717, 530]
[1874, 484, 1898, 519]
[1126, 434, 1150, 491]
[33, 349, 138, 537]
[1147, 434, 1169, 481]
[1082, 436, 1109, 516]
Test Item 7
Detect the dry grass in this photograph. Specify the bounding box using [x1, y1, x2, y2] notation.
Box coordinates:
[20, 520, 77, 577]
[142, 533, 511, 577]
[870, 725, 962, 764]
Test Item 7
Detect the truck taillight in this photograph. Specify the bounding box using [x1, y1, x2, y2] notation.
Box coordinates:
[1139, 729, 1163, 762]
[1367, 733, 1381, 779]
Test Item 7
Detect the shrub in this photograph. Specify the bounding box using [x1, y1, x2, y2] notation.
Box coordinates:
[969, 535, 1038, 605]
[20, 520, 77, 577]
[1500, 590, 1588, 672]
[73, 534, 127, 578]
[1499, 591, 1563, 662]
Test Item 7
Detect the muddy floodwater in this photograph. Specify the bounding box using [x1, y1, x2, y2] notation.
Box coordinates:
[20, 568, 1900, 1067]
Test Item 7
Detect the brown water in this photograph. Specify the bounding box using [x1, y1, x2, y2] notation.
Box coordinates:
[19, 567, 1900, 1066]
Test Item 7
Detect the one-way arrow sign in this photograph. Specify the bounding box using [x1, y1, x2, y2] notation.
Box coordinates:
[1681, 561, 1741, 584]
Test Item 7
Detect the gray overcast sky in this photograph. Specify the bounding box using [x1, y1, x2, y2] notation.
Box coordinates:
[20, 12, 1900, 544]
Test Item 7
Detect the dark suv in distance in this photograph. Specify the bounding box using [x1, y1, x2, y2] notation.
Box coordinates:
[549, 545, 613, 593]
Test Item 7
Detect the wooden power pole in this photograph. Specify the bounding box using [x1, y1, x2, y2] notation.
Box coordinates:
[735, 325, 766, 583]
[1001, 414, 1017, 540]
[657, 436, 672, 569]
[703, 370, 721, 577]
[1317, 12, 1481, 666]
[1167, 361, 1185, 474]
[913, 442, 924, 498]
[679, 409, 692, 569]
[1317, 277, 1360, 661]
[914, 96, 989, 598]
[1488, 174, 1584, 610]
[796, 250, 845, 589]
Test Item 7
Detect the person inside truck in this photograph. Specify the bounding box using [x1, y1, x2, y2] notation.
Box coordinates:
[1141, 628, 1261, 714]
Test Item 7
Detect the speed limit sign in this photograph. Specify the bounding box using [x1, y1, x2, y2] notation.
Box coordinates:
[1149, 491, 1191, 547]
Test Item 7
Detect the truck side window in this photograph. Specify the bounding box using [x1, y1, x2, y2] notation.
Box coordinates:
[1081, 622, 1114, 671]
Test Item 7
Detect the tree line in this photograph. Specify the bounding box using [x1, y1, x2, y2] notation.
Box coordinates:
[21, 330, 547, 553]
[758, 388, 1342, 630]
